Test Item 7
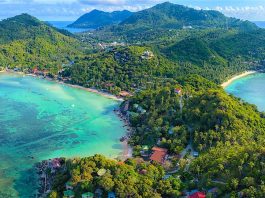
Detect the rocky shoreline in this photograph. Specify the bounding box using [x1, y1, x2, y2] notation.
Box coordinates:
[113, 106, 134, 160]
[35, 158, 66, 198]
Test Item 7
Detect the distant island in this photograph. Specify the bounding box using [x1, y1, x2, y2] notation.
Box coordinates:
[1, 1, 265, 198]
[68, 9, 133, 29]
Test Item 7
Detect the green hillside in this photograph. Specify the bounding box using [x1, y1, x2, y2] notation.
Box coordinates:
[0, 14, 82, 73]
[84, 2, 258, 44]
[121, 2, 255, 30]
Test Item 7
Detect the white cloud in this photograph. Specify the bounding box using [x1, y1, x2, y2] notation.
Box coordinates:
[0, 0, 265, 21]
[215, 5, 265, 20]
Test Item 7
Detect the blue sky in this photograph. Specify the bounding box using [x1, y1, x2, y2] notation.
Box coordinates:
[0, 0, 264, 21]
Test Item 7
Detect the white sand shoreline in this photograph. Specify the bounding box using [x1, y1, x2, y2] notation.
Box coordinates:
[57, 82, 124, 102]
[221, 71, 257, 88]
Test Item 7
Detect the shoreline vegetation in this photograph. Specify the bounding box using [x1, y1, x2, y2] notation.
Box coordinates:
[221, 71, 257, 88]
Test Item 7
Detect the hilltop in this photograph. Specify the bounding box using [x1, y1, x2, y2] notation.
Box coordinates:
[84, 2, 258, 44]
[68, 10, 132, 29]
[121, 2, 256, 30]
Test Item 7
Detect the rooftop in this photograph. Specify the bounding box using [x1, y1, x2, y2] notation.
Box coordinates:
[150, 147, 168, 164]
[189, 192, 206, 198]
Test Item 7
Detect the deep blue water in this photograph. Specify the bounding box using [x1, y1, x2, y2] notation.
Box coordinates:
[47, 21, 93, 33]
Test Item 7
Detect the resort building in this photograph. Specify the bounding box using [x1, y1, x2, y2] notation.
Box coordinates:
[150, 147, 168, 164]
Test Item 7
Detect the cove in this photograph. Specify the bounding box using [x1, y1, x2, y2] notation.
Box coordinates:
[225, 72, 265, 112]
[0, 73, 126, 197]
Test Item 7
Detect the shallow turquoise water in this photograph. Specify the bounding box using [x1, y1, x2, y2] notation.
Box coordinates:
[225, 72, 265, 112]
[0, 73, 125, 197]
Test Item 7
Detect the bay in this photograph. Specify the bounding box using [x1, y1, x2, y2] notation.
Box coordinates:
[0, 73, 126, 197]
[225, 72, 265, 112]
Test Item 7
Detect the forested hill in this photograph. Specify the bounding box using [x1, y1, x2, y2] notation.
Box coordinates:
[68, 10, 132, 29]
[120, 2, 256, 30]
[85, 2, 259, 45]
[0, 14, 82, 73]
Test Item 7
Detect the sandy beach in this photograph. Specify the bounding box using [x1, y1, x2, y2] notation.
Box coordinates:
[58, 82, 124, 102]
[221, 71, 257, 88]
[2, 70, 124, 101]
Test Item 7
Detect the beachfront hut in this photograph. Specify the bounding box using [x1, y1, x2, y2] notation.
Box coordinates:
[66, 181, 74, 190]
[108, 192, 116, 198]
[82, 192, 94, 198]
[64, 190, 75, 198]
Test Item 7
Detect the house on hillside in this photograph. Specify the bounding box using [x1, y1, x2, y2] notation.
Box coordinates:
[150, 147, 168, 164]
[141, 51, 154, 59]
[175, 88, 182, 95]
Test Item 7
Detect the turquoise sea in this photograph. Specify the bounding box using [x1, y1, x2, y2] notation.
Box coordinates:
[0, 73, 126, 197]
[225, 72, 265, 112]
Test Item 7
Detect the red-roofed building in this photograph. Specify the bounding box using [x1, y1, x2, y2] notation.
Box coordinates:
[189, 192, 206, 198]
[119, 91, 133, 97]
[175, 88, 182, 95]
[150, 147, 168, 164]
